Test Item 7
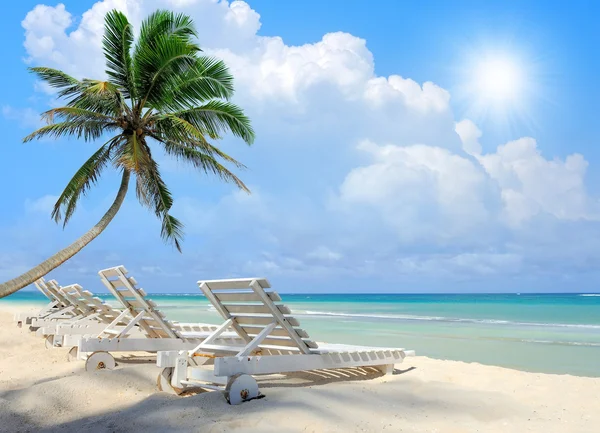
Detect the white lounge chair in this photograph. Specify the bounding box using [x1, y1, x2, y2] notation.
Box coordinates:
[14, 278, 74, 328]
[23, 279, 86, 331]
[74, 266, 243, 371]
[40, 284, 133, 351]
[156, 277, 415, 404]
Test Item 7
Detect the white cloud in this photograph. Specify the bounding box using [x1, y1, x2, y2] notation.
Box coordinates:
[455, 119, 482, 155]
[455, 120, 597, 226]
[336, 139, 493, 243]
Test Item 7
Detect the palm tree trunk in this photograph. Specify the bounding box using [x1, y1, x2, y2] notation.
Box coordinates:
[0, 170, 131, 298]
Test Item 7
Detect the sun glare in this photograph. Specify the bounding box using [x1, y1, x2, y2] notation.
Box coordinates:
[453, 44, 544, 132]
[475, 58, 521, 101]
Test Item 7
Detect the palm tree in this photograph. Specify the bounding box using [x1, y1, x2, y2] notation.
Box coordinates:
[0, 9, 254, 298]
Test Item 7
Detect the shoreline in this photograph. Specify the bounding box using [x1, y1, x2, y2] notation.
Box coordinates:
[1, 305, 599, 432]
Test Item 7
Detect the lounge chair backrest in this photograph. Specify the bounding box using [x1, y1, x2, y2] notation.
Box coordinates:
[35, 278, 71, 308]
[198, 278, 317, 354]
[33, 277, 55, 302]
[98, 266, 178, 339]
[61, 284, 126, 324]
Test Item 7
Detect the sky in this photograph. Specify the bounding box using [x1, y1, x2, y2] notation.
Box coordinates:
[1, 0, 599, 294]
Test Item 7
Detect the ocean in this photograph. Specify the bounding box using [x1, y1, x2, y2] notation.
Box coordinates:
[3, 292, 600, 377]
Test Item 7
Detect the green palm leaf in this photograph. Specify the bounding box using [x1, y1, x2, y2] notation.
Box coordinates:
[23, 120, 118, 142]
[103, 10, 135, 99]
[28, 67, 80, 96]
[173, 101, 254, 144]
[161, 57, 235, 110]
[135, 157, 184, 250]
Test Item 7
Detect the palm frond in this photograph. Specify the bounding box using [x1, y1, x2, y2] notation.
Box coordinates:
[135, 157, 184, 250]
[28, 67, 80, 94]
[136, 10, 197, 48]
[67, 79, 127, 116]
[23, 120, 118, 142]
[161, 214, 184, 252]
[160, 57, 234, 109]
[148, 125, 246, 169]
[172, 101, 254, 144]
[134, 35, 199, 110]
[158, 139, 249, 192]
[103, 10, 135, 99]
[41, 107, 116, 124]
[133, 10, 200, 110]
[52, 139, 119, 225]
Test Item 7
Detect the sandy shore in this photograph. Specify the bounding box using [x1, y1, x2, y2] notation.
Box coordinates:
[0, 305, 598, 432]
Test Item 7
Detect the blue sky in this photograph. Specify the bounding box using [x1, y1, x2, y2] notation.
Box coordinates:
[1, 0, 599, 293]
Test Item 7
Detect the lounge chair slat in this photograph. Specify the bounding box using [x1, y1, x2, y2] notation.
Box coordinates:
[233, 315, 300, 327]
[241, 326, 310, 339]
[199, 278, 270, 290]
[109, 276, 138, 288]
[127, 299, 158, 309]
[216, 292, 281, 302]
[259, 337, 318, 349]
[223, 304, 291, 315]
[98, 266, 128, 278]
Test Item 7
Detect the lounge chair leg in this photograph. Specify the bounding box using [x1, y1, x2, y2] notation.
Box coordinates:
[156, 367, 185, 395]
[377, 364, 394, 375]
[225, 374, 260, 405]
[85, 351, 116, 371]
[44, 335, 55, 349]
[45, 335, 63, 349]
[67, 346, 79, 362]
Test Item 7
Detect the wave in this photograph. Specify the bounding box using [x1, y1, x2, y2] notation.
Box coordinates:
[298, 310, 600, 329]
[579, 294, 600, 297]
[520, 339, 600, 347]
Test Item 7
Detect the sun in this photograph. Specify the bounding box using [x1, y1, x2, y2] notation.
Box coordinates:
[475, 58, 521, 101]
[454, 40, 548, 131]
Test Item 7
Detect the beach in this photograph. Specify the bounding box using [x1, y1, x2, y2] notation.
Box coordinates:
[1, 304, 598, 432]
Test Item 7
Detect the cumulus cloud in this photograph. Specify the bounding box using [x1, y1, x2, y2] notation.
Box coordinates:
[336, 139, 494, 243]
[8, 0, 600, 290]
[455, 120, 598, 226]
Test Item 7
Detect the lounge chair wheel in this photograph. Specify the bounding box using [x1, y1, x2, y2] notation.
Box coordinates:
[85, 351, 116, 371]
[225, 374, 260, 405]
[44, 335, 54, 349]
[157, 368, 184, 395]
[67, 347, 79, 362]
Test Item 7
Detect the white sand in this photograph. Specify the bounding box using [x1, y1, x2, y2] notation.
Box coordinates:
[0, 305, 598, 433]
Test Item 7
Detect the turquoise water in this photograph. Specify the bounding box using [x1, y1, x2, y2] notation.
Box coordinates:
[4, 292, 600, 377]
